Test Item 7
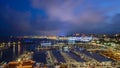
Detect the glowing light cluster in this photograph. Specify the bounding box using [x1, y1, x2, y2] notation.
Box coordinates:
[68, 36, 92, 42]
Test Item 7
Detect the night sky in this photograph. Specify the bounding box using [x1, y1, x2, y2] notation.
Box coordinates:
[0, 0, 120, 36]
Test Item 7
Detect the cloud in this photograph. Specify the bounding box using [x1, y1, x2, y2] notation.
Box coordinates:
[30, 0, 112, 34]
[109, 14, 120, 33]
[31, 0, 104, 24]
[0, 0, 120, 36]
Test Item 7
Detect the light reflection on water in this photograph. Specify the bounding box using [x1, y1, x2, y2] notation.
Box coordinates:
[0, 51, 3, 58]
[13, 45, 15, 58]
[18, 44, 20, 55]
[0, 44, 26, 62]
[0, 44, 47, 63]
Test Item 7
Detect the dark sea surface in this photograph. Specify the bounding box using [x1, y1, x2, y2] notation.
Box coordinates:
[0, 44, 47, 64]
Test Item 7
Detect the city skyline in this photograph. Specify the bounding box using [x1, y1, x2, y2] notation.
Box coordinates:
[0, 0, 120, 36]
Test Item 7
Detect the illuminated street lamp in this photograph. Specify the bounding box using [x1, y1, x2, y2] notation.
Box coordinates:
[18, 41, 21, 44]
[13, 42, 16, 45]
[8, 42, 11, 47]
[2, 42, 5, 45]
